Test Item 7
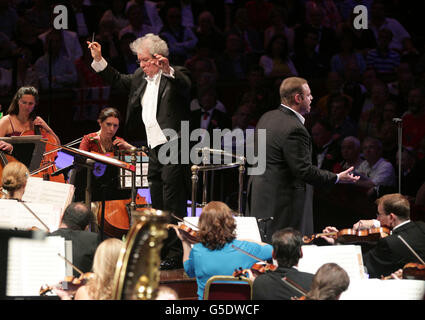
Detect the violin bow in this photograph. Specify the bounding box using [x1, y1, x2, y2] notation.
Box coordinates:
[231, 244, 267, 264]
[57, 253, 84, 275]
[281, 276, 308, 296]
[397, 235, 425, 265]
[17, 200, 50, 233]
[171, 213, 199, 230]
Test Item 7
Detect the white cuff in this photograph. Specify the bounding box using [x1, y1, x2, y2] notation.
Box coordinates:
[91, 58, 108, 72]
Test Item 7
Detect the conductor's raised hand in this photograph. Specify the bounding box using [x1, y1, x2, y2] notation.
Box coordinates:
[87, 41, 102, 62]
[152, 54, 171, 74]
[336, 166, 360, 184]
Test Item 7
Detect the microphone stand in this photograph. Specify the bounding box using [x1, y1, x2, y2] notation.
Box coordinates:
[393, 118, 403, 194]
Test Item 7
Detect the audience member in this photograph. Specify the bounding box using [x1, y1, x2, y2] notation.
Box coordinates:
[99, 0, 129, 36]
[305, 0, 341, 31]
[252, 228, 314, 300]
[328, 94, 358, 140]
[264, 7, 295, 54]
[125, 0, 163, 34]
[304, 263, 350, 300]
[259, 34, 298, 80]
[194, 10, 225, 59]
[49, 202, 101, 277]
[160, 5, 198, 66]
[368, 0, 416, 54]
[119, 3, 155, 40]
[0, 0, 18, 40]
[366, 28, 401, 80]
[311, 119, 342, 171]
[336, 136, 363, 172]
[356, 137, 396, 197]
[23, 0, 51, 35]
[34, 30, 78, 90]
[402, 87, 425, 150]
[109, 32, 138, 75]
[215, 33, 251, 81]
[67, 0, 100, 42]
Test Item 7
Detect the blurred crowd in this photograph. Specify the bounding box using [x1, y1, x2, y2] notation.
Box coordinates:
[1, 0, 424, 230]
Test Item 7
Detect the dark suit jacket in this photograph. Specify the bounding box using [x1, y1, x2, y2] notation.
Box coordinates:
[247, 106, 337, 238]
[189, 108, 232, 136]
[252, 266, 314, 300]
[363, 221, 425, 278]
[49, 229, 101, 277]
[98, 64, 191, 143]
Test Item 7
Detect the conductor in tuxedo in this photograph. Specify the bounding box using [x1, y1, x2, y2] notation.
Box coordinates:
[88, 33, 191, 268]
[247, 77, 359, 242]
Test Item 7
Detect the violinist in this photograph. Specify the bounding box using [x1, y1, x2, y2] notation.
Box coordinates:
[252, 228, 314, 300]
[49, 202, 101, 277]
[173, 201, 272, 300]
[79, 107, 133, 154]
[54, 238, 123, 300]
[1, 161, 29, 200]
[0, 86, 60, 145]
[321, 193, 425, 278]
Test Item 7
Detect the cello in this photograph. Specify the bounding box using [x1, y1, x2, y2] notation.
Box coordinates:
[21, 125, 65, 183]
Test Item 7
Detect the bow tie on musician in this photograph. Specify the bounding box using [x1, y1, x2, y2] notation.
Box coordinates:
[0, 86, 64, 182]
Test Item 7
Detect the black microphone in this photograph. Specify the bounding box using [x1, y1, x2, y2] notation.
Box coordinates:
[257, 217, 274, 223]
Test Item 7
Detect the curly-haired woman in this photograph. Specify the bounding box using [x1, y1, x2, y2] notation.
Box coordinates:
[175, 201, 273, 300]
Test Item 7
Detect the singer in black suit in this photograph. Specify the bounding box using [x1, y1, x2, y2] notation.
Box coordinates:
[247, 77, 359, 241]
[88, 33, 191, 267]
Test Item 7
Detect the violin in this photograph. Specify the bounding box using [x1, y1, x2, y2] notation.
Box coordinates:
[231, 244, 277, 277]
[168, 223, 200, 244]
[233, 262, 277, 278]
[39, 272, 94, 296]
[402, 263, 425, 280]
[303, 227, 390, 244]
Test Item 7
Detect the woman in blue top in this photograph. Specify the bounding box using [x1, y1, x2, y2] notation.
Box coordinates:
[174, 201, 273, 300]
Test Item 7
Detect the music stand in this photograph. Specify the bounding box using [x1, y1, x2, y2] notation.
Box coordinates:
[50, 145, 135, 241]
[0, 135, 44, 172]
[0, 228, 46, 299]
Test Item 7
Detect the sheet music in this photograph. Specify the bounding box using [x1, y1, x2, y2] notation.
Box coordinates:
[6, 236, 67, 296]
[120, 156, 149, 188]
[298, 245, 366, 280]
[340, 279, 425, 300]
[22, 177, 75, 216]
[184, 217, 262, 242]
[0, 199, 62, 232]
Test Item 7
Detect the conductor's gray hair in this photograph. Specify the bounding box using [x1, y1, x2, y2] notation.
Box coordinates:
[129, 33, 169, 57]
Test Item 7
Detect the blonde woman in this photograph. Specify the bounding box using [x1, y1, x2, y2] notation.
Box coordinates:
[1, 161, 29, 200]
[54, 238, 123, 300]
[74, 238, 123, 300]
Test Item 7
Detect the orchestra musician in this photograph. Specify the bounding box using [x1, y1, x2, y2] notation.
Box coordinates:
[1, 161, 29, 200]
[49, 202, 101, 277]
[0, 86, 60, 146]
[79, 107, 134, 154]
[252, 228, 314, 300]
[304, 263, 350, 300]
[173, 201, 273, 300]
[321, 193, 425, 278]
[54, 238, 123, 300]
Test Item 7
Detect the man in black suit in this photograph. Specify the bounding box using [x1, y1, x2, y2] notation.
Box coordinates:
[88, 33, 192, 268]
[324, 193, 425, 278]
[252, 228, 314, 300]
[247, 77, 359, 242]
[49, 202, 100, 277]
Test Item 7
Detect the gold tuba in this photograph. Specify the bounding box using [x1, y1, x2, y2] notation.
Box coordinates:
[111, 208, 169, 300]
